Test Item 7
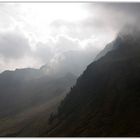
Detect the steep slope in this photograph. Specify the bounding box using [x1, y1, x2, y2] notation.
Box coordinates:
[94, 36, 121, 61]
[44, 28, 140, 136]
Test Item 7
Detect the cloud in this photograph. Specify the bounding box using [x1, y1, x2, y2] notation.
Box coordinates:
[0, 30, 36, 72]
[38, 35, 101, 76]
[34, 41, 53, 64]
[86, 3, 140, 32]
[0, 3, 140, 76]
[0, 30, 101, 75]
[0, 31, 31, 60]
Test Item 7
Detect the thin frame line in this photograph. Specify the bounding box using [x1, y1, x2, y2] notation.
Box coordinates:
[0, 1, 139, 3]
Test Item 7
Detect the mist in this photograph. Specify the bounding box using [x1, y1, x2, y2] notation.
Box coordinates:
[0, 2, 140, 137]
[0, 3, 139, 76]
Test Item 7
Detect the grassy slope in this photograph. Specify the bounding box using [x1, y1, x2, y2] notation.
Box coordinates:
[0, 92, 66, 137]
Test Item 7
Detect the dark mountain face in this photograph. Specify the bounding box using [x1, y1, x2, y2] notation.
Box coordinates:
[94, 35, 122, 61]
[43, 28, 140, 136]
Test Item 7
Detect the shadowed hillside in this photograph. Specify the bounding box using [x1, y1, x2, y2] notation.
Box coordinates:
[43, 27, 140, 137]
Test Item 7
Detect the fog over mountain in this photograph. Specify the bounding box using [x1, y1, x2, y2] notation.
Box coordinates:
[0, 3, 140, 76]
[0, 2, 140, 137]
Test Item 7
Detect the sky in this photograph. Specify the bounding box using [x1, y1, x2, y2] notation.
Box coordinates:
[0, 2, 139, 76]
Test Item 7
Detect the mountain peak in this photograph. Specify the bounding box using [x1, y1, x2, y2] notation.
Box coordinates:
[95, 25, 140, 61]
[118, 24, 140, 41]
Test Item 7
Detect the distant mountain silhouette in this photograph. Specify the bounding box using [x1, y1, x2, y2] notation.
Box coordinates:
[43, 26, 140, 136]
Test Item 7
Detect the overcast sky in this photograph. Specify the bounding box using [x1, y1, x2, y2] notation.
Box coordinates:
[0, 2, 139, 76]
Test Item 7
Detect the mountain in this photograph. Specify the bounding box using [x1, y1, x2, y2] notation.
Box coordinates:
[94, 36, 121, 61]
[0, 67, 76, 136]
[43, 27, 140, 136]
[0, 68, 43, 117]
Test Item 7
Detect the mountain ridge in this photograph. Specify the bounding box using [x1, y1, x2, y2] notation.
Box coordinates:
[43, 27, 140, 136]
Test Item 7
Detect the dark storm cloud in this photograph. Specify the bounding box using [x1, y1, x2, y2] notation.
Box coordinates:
[101, 3, 140, 16]
[87, 2, 140, 31]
